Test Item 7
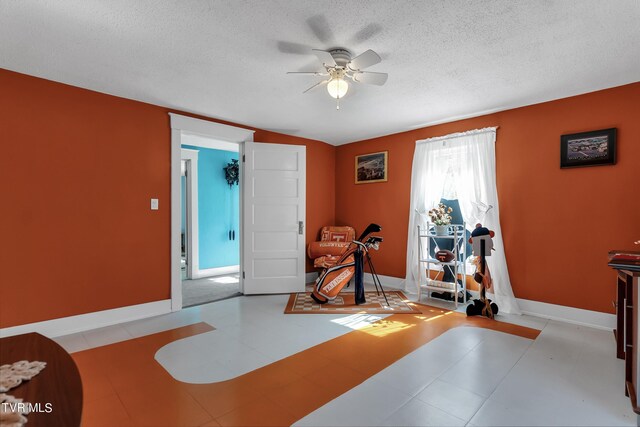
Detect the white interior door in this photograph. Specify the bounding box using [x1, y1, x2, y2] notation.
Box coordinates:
[243, 141, 306, 294]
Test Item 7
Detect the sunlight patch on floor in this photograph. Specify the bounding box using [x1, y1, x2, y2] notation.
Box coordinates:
[358, 319, 416, 337]
[207, 276, 239, 284]
[330, 313, 383, 330]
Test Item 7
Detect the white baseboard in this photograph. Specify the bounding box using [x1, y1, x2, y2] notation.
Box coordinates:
[364, 273, 406, 290]
[361, 272, 615, 331]
[308, 271, 405, 290]
[0, 300, 172, 339]
[311, 270, 407, 290]
[194, 265, 239, 278]
[516, 298, 615, 331]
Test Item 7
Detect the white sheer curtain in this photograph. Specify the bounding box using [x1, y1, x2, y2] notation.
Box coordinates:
[405, 127, 520, 314]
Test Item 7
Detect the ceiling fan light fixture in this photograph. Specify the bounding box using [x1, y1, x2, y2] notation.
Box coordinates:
[287, 47, 386, 110]
[327, 78, 348, 99]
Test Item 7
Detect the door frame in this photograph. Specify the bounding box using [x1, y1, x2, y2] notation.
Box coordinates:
[180, 149, 199, 280]
[170, 113, 254, 311]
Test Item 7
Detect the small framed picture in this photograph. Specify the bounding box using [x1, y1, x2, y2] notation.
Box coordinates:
[560, 128, 616, 168]
[355, 151, 388, 184]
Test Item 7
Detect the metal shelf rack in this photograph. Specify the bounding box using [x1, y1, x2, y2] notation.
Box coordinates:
[417, 222, 467, 308]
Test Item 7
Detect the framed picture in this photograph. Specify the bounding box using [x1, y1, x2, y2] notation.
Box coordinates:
[560, 128, 616, 168]
[355, 151, 388, 184]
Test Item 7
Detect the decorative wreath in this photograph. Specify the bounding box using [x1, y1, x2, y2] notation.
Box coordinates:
[223, 159, 239, 187]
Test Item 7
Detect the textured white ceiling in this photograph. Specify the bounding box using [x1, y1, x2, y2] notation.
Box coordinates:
[1, 1, 638, 145]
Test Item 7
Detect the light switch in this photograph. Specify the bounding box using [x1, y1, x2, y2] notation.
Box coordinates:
[151, 198, 159, 210]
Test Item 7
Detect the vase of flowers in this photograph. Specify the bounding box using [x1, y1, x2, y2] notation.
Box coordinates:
[428, 203, 453, 236]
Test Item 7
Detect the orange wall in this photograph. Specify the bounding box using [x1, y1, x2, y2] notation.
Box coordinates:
[335, 83, 640, 313]
[0, 69, 334, 328]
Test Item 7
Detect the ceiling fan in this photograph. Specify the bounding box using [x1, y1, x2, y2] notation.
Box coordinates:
[287, 48, 388, 109]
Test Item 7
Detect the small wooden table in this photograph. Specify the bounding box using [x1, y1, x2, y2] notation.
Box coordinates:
[0, 332, 83, 426]
[609, 251, 640, 416]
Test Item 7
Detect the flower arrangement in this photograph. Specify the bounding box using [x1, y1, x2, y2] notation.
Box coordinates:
[428, 203, 453, 225]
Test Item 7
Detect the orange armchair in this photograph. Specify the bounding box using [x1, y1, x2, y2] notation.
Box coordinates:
[307, 226, 356, 270]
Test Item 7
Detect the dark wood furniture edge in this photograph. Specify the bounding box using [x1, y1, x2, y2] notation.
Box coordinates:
[626, 381, 640, 415]
[610, 263, 640, 412]
[0, 332, 83, 426]
[610, 249, 640, 256]
[617, 275, 625, 359]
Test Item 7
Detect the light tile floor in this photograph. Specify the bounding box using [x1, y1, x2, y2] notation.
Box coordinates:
[53, 288, 635, 426]
[182, 273, 241, 308]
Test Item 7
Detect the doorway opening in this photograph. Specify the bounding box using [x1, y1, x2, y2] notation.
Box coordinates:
[180, 138, 241, 308]
[170, 113, 255, 311]
[170, 113, 308, 311]
[181, 159, 188, 280]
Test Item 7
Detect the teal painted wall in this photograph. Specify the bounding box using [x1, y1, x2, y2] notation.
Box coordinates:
[182, 145, 239, 269]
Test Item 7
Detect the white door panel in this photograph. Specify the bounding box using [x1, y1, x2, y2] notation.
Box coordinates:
[243, 142, 306, 294]
[254, 176, 298, 198]
[253, 204, 298, 226]
[253, 150, 300, 171]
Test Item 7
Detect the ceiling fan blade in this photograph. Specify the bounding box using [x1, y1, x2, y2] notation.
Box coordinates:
[286, 71, 325, 75]
[352, 71, 388, 86]
[302, 79, 329, 94]
[277, 41, 311, 55]
[348, 49, 381, 70]
[312, 49, 336, 67]
[348, 23, 383, 45]
[307, 15, 335, 44]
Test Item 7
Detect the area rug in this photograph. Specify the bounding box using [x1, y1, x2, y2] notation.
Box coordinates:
[284, 291, 422, 314]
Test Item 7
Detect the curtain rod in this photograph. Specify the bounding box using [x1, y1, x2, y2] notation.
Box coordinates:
[416, 126, 498, 145]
